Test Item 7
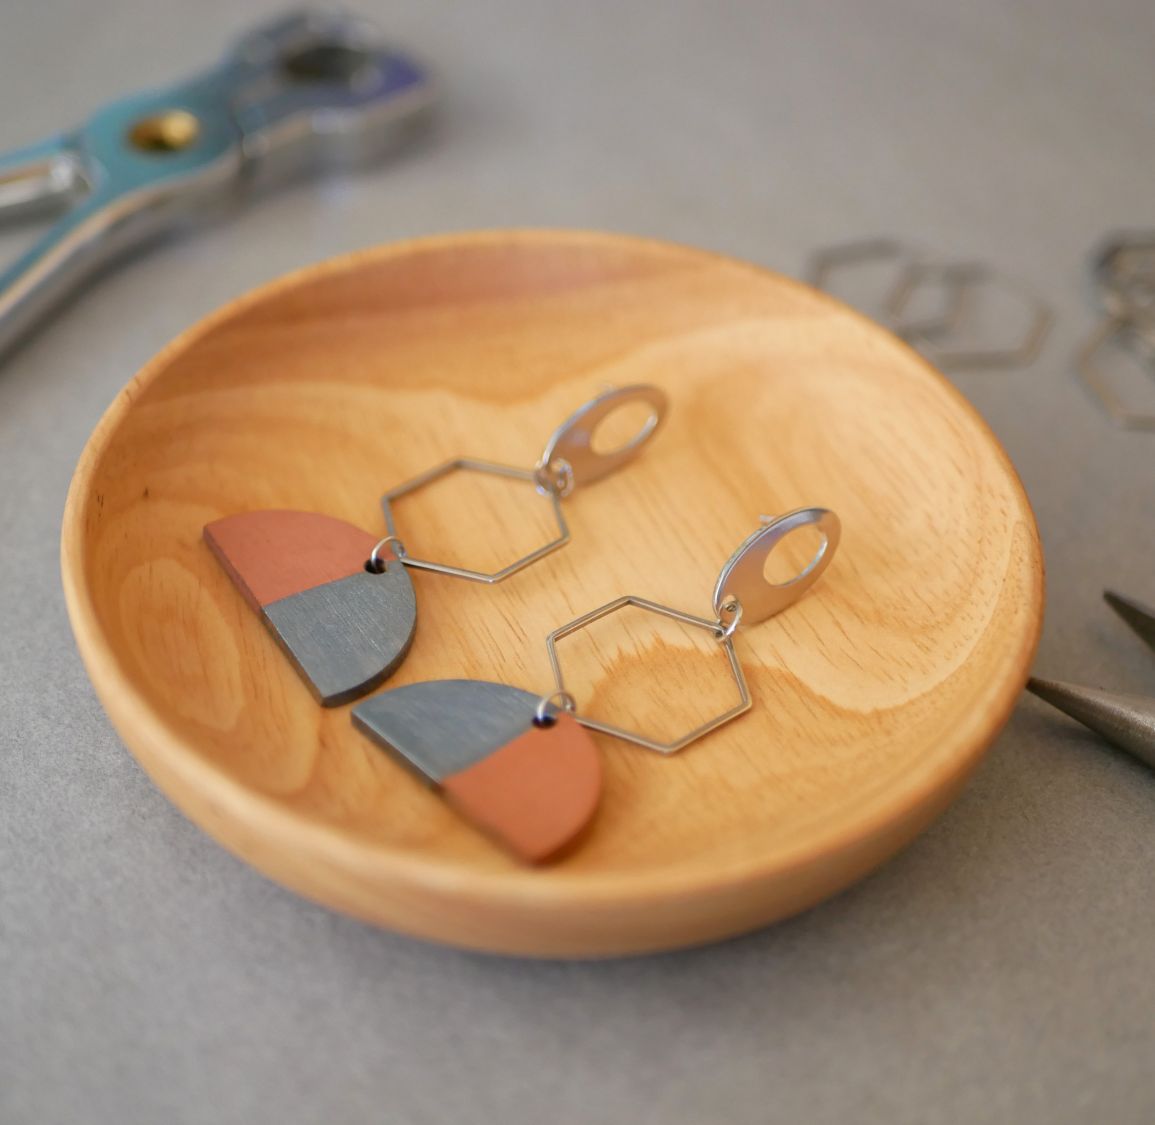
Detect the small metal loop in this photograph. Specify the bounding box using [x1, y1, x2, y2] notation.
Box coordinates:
[712, 508, 841, 626]
[536, 384, 668, 494]
[715, 596, 743, 640]
[534, 689, 577, 727]
[533, 457, 575, 498]
[367, 535, 406, 572]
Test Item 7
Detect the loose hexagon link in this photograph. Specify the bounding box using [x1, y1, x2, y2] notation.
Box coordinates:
[1081, 232, 1155, 430]
[892, 262, 1052, 370]
[1093, 232, 1155, 328]
[807, 239, 1051, 371]
[1077, 318, 1155, 432]
[807, 237, 966, 340]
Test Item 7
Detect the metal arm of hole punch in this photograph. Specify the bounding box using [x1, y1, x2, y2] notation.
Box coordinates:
[0, 11, 435, 360]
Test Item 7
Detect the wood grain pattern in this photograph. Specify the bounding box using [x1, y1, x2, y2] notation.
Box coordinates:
[60, 230, 1043, 957]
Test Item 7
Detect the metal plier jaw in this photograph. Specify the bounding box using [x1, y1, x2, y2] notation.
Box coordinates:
[0, 11, 434, 357]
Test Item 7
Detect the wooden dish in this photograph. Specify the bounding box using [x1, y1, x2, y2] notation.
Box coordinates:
[61, 230, 1043, 958]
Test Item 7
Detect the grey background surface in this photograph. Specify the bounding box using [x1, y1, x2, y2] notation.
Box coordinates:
[3, 1, 1154, 1122]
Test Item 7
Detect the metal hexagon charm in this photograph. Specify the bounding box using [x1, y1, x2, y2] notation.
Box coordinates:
[380, 458, 570, 584]
[546, 595, 751, 755]
[543, 509, 841, 755]
[379, 386, 668, 584]
[1077, 318, 1155, 432]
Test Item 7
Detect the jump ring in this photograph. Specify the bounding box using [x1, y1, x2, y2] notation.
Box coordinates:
[533, 458, 575, 499]
[368, 535, 407, 573]
[716, 596, 743, 640]
[534, 689, 577, 726]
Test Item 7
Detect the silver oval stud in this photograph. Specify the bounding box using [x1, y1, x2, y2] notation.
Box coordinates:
[712, 508, 841, 627]
[535, 384, 668, 494]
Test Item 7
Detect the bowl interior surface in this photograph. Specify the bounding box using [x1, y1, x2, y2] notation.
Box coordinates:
[62, 230, 1042, 954]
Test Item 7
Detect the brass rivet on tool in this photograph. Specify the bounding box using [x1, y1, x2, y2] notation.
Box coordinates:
[127, 110, 201, 153]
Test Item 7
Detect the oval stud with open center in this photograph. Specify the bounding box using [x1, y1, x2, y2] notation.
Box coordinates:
[712, 508, 841, 627]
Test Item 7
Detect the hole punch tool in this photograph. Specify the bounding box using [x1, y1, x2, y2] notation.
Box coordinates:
[1028, 592, 1155, 772]
[0, 11, 435, 359]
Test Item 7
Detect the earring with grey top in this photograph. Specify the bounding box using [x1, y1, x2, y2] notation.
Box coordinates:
[350, 507, 841, 865]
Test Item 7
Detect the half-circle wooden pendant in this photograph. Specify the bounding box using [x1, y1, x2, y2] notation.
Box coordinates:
[353, 680, 602, 864]
[204, 510, 417, 706]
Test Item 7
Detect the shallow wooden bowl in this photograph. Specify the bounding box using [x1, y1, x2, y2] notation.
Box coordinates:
[61, 230, 1042, 957]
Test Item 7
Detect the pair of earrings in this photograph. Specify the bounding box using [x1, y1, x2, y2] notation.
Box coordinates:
[205, 386, 841, 864]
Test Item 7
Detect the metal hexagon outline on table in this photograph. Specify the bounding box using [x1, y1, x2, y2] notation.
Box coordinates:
[895, 262, 1052, 370]
[546, 594, 752, 755]
[806, 237, 967, 340]
[381, 457, 570, 584]
[1076, 318, 1155, 432]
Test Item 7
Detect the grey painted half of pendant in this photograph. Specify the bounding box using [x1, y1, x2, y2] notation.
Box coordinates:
[262, 563, 417, 707]
[352, 680, 538, 784]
